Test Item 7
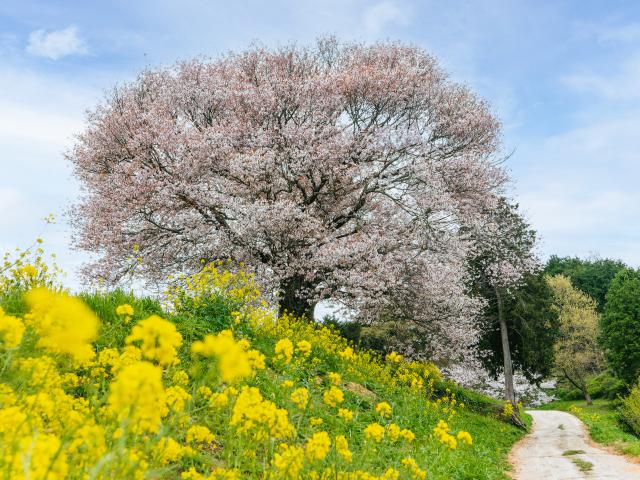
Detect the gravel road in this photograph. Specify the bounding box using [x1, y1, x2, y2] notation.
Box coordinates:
[511, 410, 640, 479]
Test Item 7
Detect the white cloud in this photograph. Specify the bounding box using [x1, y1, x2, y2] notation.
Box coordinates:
[362, 1, 408, 34]
[26, 26, 88, 60]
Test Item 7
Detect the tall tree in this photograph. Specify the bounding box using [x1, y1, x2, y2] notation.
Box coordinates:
[476, 272, 558, 383]
[600, 268, 640, 385]
[468, 198, 547, 427]
[545, 256, 626, 312]
[547, 275, 604, 404]
[69, 38, 507, 343]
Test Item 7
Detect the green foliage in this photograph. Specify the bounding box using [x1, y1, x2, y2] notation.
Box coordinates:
[547, 275, 605, 399]
[79, 289, 164, 349]
[555, 372, 625, 401]
[620, 384, 640, 436]
[476, 272, 559, 382]
[600, 268, 640, 385]
[545, 256, 626, 312]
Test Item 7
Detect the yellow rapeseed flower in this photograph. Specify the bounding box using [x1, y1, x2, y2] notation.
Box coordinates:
[339, 347, 354, 360]
[322, 386, 344, 407]
[275, 338, 294, 364]
[335, 435, 352, 462]
[364, 423, 385, 442]
[305, 431, 331, 461]
[186, 425, 215, 444]
[291, 387, 309, 409]
[191, 330, 264, 383]
[401, 457, 427, 480]
[230, 386, 294, 440]
[296, 340, 312, 356]
[457, 430, 473, 445]
[25, 288, 99, 363]
[327, 372, 342, 385]
[108, 361, 167, 433]
[0, 307, 25, 349]
[337, 408, 354, 422]
[375, 401, 392, 418]
[386, 351, 402, 363]
[310, 417, 324, 426]
[272, 444, 304, 479]
[115, 303, 134, 323]
[126, 315, 182, 366]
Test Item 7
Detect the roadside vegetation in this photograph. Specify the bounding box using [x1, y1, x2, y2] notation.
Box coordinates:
[0, 254, 527, 479]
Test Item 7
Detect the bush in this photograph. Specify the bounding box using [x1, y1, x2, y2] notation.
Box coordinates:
[619, 384, 640, 436]
[589, 372, 626, 400]
[554, 372, 626, 401]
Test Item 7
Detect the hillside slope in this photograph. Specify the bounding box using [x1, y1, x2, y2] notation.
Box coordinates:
[0, 264, 525, 479]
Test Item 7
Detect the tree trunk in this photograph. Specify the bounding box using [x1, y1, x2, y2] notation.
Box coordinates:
[496, 287, 526, 429]
[561, 368, 592, 406]
[278, 275, 317, 320]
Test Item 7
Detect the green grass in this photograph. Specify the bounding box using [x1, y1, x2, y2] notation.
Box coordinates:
[562, 449, 585, 456]
[571, 458, 593, 472]
[539, 399, 640, 456]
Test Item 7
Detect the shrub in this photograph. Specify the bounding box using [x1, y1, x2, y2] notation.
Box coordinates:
[619, 384, 640, 435]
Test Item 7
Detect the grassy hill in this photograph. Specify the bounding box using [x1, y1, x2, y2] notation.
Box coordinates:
[0, 263, 525, 479]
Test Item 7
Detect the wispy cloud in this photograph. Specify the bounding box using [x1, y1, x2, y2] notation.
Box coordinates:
[26, 26, 88, 60]
[562, 54, 640, 100]
[362, 1, 409, 34]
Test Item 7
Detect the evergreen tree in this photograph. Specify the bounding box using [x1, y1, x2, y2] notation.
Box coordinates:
[601, 268, 640, 385]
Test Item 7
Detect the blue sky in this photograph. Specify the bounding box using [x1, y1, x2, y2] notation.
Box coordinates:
[1, 0, 640, 288]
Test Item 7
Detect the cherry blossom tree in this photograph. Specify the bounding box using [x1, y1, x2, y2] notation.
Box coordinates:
[467, 198, 541, 428]
[69, 38, 506, 330]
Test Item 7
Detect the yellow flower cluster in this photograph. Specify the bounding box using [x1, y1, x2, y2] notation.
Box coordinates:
[126, 315, 183, 366]
[108, 361, 167, 433]
[273, 444, 305, 478]
[115, 303, 134, 322]
[386, 351, 402, 363]
[186, 425, 215, 444]
[401, 457, 427, 480]
[25, 288, 98, 363]
[291, 387, 309, 409]
[432, 419, 470, 449]
[365, 422, 415, 443]
[323, 386, 344, 407]
[230, 386, 295, 440]
[364, 423, 385, 442]
[338, 408, 354, 421]
[375, 401, 392, 418]
[0, 307, 24, 349]
[336, 435, 353, 462]
[192, 329, 265, 382]
[305, 431, 331, 461]
[296, 340, 312, 356]
[275, 338, 294, 364]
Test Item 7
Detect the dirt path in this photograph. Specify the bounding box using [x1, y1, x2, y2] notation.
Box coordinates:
[510, 410, 640, 479]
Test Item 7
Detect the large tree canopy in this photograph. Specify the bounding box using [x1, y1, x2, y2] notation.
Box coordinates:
[70, 39, 506, 339]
